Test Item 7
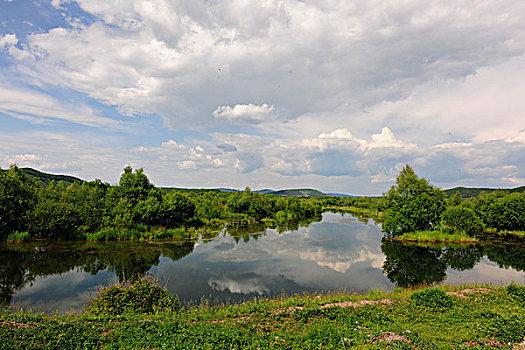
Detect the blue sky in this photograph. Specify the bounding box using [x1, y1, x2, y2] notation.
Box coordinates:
[1, 0, 524, 195]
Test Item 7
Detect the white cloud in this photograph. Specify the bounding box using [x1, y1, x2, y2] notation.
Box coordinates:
[1, 0, 524, 193]
[3, 153, 42, 164]
[0, 34, 18, 47]
[0, 82, 117, 127]
[6, 0, 524, 131]
[213, 103, 275, 124]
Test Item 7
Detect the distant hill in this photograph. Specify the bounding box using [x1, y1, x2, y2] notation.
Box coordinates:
[269, 188, 326, 197]
[161, 187, 329, 197]
[445, 186, 525, 198]
[326, 192, 357, 198]
[6, 167, 84, 186]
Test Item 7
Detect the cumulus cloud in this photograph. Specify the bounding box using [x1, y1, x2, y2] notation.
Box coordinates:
[6, 0, 525, 130]
[0, 34, 18, 47]
[213, 104, 275, 124]
[1, 0, 524, 193]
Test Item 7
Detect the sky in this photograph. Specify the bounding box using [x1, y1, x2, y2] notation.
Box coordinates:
[1, 0, 524, 195]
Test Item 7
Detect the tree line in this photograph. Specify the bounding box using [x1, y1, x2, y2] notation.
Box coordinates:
[0, 165, 322, 241]
[1, 163, 523, 242]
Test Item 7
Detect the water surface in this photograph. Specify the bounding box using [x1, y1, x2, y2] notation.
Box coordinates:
[1, 212, 524, 313]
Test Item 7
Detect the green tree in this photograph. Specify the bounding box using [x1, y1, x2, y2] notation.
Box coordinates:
[382, 165, 446, 236]
[118, 166, 154, 204]
[487, 192, 525, 231]
[0, 165, 37, 239]
[448, 191, 462, 206]
[442, 206, 484, 235]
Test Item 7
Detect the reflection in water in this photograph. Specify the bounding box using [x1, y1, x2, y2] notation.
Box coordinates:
[381, 240, 524, 287]
[0, 241, 195, 306]
[1, 212, 524, 313]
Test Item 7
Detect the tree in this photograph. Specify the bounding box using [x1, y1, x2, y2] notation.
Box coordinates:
[0, 165, 37, 239]
[442, 206, 484, 235]
[382, 165, 446, 236]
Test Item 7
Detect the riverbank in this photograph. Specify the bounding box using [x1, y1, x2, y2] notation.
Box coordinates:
[392, 230, 478, 244]
[392, 229, 525, 244]
[2, 284, 524, 349]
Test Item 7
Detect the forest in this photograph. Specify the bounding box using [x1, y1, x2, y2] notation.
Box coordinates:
[0, 164, 524, 242]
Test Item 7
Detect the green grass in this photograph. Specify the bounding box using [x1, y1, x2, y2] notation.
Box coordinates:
[393, 230, 477, 243]
[6, 231, 30, 242]
[84, 227, 198, 241]
[323, 206, 384, 220]
[2, 284, 524, 349]
[485, 228, 525, 237]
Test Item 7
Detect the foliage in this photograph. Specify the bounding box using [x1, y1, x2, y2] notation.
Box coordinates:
[0, 165, 37, 240]
[441, 206, 484, 235]
[90, 276, 180, 315]
[486, 314, 525, 343]
[506, 284, 525, 304]
[383, 165, 446, 237]
[410, 288, 453, 309]
[6, 231, 30, 242]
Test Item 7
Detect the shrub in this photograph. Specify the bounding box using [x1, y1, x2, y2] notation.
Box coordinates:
[411, 288, 453, 308]
[442, 206, 484, 235]
[90, 276, 180, 315]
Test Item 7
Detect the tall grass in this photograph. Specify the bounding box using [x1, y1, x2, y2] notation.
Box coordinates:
[394, 230, 477, 243]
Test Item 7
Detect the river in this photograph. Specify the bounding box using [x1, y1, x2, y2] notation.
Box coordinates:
[1, 212, 524, 313]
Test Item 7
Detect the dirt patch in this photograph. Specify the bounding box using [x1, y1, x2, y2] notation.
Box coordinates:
[371, 331, 411, 344]
[513, 337, 525, 350]
[273, 299, 393, 315]
[321, 299, 393, 309]
[1, 321, 34, 329]
[446, 288, 493, 299]
[465, 340, 505, 348]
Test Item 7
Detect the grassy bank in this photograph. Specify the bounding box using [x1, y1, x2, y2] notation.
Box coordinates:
[2, 284, 525, 349]
[6, 226, 200, 243]
[323, 206, 384, 221]
[392, 230, 478, 244]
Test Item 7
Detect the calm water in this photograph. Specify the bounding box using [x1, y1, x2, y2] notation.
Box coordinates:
[1, 212, 524, 313]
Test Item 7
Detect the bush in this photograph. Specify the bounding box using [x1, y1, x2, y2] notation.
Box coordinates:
[442, 206, 484, 235]
[90, 276, 180, 315]
[411, 288, 453, 308]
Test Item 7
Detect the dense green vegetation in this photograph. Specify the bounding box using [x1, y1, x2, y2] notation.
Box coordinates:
[382, 165, 525, 242]
[2, 163, 524, 243]
[1, 278, 524, 349]
[0, 165, 323, 242]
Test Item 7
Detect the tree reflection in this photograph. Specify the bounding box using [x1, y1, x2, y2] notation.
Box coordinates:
[382, 239, 525, 288]
[0, 241, 195, 306]
[381, 240, 447, 287]
[484, 246, 525, 272]
[442, 246, 483, 271]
